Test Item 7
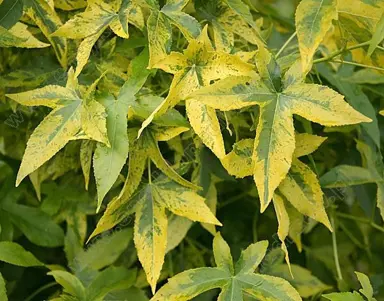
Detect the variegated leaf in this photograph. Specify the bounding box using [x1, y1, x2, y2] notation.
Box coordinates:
[190, 50, 371, 212]
[295, 0, 338, 73]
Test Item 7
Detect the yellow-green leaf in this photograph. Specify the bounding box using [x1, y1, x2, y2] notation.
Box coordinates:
[80, 140, 95, 190]
[152, 235, 301, 301]
[295, 0, 338, 73]
[0, 23, 50, 48]
[24, 0, 68, 68]
[140, 25, 253, 158]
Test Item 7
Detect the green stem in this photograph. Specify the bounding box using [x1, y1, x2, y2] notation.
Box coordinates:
[218, 192, 249, 208]
[336, 212, 384, 233]
[313, 41, 370, 64]
[25, 282, 58, 301]
[331, 215, 343, 281]
[275, 31, 297, 58]
[252, 210, 259, 242]
[332, 59, 384, 72]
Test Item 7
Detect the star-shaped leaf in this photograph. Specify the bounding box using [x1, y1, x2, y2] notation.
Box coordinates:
[195, 0, 264, 51]
[6, 69, 109, 186]
[151, 233, 301, 301]
[53, 0, 144, 76]
[139, 26, 254, 158]
[91, 164, 219, 293]
[221, 133, 332, 265]
[188, 49, 371, 212]
[145, 0, 202, 67]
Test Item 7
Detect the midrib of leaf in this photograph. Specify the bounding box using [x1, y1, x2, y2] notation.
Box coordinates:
[237, 276, 276, 297]
[46, 99, 81, 144]
[105, 99, 121, 180]
[261, 94, 280, 204]
[308, 0, 324, 40]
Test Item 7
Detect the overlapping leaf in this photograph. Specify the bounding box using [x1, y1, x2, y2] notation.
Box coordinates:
[145, 0, 201, 67]
[6, 69, 109, 186]
[91, 163, 219, 293]
[53, 0, 144, 75]
[221, 133, 332, 263]
[139, 26, 254, 158]
[195, 0, 264, 51]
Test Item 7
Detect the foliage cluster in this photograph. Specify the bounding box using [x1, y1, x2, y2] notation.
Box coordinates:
[1, 0, 384, 300]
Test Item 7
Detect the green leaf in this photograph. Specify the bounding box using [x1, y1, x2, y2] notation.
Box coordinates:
[86, 267, 136, 300]
[320, 165, 379, 187]
[368, 12, 384, 56]
[0, 273, 7, 301]
[323, 292, 365, 301]
[295, 0, 338, 73]
[5, 204, 65, 247]
[93, 49, 151, 210]
[0, 241, 43, 267]
[0, 0, 23, 29]
[266, 264, 332, 297]
[74, 228, 132, 273]
[355, 271, 377, 301]
[48, 270, 86, 300]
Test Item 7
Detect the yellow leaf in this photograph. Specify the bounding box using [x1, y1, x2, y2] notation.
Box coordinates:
[272, 193, 292, 275]
[295, 0, 338, 73]
[80, 140, 95, 190]
[134, 190, 168, 294]
[139, 25, 253, 158]
[81, 100, 109, 146]
[24, 0, 68, 68]
[0, 23, 50, 48]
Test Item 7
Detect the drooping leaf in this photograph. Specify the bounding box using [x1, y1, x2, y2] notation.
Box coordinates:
[93, 169, 220, 293]
[368, 12, 384, 56]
